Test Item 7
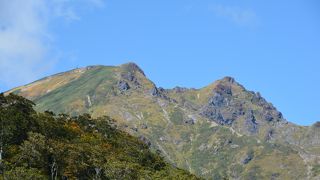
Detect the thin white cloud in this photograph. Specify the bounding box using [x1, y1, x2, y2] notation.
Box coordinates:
[211, 4, 258, 26]
[0, 0, 50, 88]
[0, 0, 105, 91]
[53, 2, 81, 22]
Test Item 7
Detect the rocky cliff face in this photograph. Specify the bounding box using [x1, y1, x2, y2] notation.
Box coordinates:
[6, 63, 320, 179]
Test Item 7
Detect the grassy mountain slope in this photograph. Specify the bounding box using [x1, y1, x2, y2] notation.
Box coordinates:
[7, 63, 320, 179]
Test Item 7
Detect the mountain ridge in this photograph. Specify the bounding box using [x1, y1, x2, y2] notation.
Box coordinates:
[6, 62, 320, 179]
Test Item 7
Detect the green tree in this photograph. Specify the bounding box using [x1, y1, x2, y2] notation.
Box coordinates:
[0, 94, 199, 179]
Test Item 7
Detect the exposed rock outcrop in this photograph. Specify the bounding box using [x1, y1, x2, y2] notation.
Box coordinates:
[199, 81, 237, 125]
[313, 121, 320, 128]
[117, 81, 130, 91]
[241, 150, 254, 164]
[265, 129, 274, 141]
[150, 86, 159, 96]
[150, 86, 177, 103]
[141, 124, 148, 129]
[121, 72, 140, 87]
[184, 118, 195, 125]
[120, 62, 145, 76]
[244, 110, 259, 134]
[172, 86, 189, 93]
[139, 135, 151, 147]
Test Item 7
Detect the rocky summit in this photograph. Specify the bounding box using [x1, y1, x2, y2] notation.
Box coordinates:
[8, 62, 320, 179]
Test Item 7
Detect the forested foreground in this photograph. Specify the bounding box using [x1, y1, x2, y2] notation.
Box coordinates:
[0, 93, 199, 180]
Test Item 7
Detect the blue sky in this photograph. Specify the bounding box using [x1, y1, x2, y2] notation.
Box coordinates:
[0, 0, 319, 125]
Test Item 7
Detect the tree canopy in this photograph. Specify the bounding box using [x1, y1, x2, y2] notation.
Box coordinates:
[0, 93, 198, 180]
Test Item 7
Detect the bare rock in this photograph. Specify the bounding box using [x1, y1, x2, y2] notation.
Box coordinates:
[122, 72, 140, 86]
[245, 111, 259, 134]
[150, 87, 159, 96]
[241, 150, 254, 164]
[173, 86, 189, 93]
[313, 121, 320, 128]
[139, 136, 151, 147]
[141, 124, 148, 129]
[184, 118, 195, 125]
[121, 62, 145, 76]
[118, 81, 130, 91]
[208, 92, 226, 107]
[265, 129, 274, 141]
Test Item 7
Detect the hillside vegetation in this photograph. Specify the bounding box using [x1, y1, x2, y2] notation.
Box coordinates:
[0, 93, 198, 179]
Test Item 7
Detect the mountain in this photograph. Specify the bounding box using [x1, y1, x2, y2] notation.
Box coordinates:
[7, 62, 320, 179]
